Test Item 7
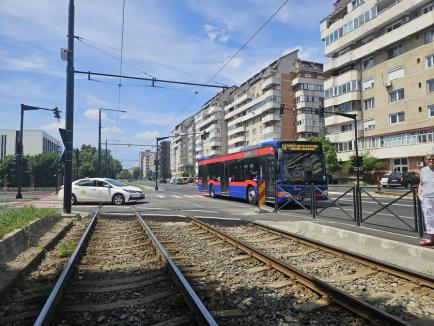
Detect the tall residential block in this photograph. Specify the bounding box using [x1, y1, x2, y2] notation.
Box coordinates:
[139, 150, 156, 180]
[170, 116, 196, 178]
[194, 86, 236, 160]
[224, 50, 325, 154]
[321, 0, 434, 172]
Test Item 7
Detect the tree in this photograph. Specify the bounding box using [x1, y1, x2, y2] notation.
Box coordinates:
[362, 154, 384, 183]
[28, 152, 60, 187]
[119, 169, 131, 180]
[307, 136, 339, 179]
[132, 167, 141, 180]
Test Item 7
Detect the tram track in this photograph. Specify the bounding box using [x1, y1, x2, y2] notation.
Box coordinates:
[196, 219, 434, 325]
[33, 206, 216, 325]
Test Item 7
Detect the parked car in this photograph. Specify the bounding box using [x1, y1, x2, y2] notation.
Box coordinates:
[175, 178, 184, 185]
[187, 177, 195, 183]
[380, 174, 390, 187]
[159, 178, 166, 183]
[387, 171, 420, 188]
[181, 177, 189, 184]
[58, 178, 145, 205]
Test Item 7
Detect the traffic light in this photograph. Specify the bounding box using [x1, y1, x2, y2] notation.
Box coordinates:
[53, 107, 61, 121]
[279, 104, 285, 116]
[351, 156, 364, 170]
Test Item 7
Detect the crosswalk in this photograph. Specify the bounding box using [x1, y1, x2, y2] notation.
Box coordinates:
[154, 194, 206, 199]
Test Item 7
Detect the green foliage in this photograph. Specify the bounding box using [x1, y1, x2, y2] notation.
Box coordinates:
[28, 152, 60, 187]
[0, 206, 59, 237]
[73, 144, 123, 178]
[119, 169, 132, 180]
[306, 136, 339, 175]
[341, 160, 353, 174]
[132, 167, 141, 180]
[57, 241, 77, 257]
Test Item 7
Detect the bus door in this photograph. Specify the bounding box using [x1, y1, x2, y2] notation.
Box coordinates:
[220, 162, 229, 195]
[265, 156, 275, 201]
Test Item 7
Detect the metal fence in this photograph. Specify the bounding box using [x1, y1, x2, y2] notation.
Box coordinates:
[277, 185, 425, 237]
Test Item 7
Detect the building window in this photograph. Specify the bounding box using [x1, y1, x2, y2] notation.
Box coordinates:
[388, 66, 404, 81]
[364, 120, 375, 130]
[427, 54, 434, 68]
[428, 105, 434, 118]
[425, 30, 434, 43]
[362, 78, 375, 90]
[386, 21, 402, 33]
[364, 97, 375, 110]
[352, 0, 364, 9]
[388, 88, 405, 102]
[387, 44, 403, 59]
[341, 124, 353, 132]
[390, 112, 405, 125]
[362, 57, 374, 70]
[427, 79, 434, 92]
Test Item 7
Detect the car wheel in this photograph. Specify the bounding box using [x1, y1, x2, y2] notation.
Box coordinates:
[71, 194, 77, 205]
[209, 185, 215, 198]
[247, 186, 257, 205]
[112, 193, 125, 205]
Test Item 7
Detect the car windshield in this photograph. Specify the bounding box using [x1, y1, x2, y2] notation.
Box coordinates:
[281, 152, 326, 185]
[382, 174, 390, 178]
[106, 179, 127, 187]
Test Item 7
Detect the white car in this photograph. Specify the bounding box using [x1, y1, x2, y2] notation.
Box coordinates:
[58, 178, 145, 205]
[380, 174, 390, 187]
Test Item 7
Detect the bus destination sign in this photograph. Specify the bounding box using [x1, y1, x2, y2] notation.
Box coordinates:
[281, 143, 320, 152]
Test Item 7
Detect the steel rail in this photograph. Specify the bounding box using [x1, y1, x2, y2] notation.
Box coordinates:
[191, 218, 412, 326]
[131, 207, 217, 326]
[252, 221, 434, 289]
[34, 206, 101, 326]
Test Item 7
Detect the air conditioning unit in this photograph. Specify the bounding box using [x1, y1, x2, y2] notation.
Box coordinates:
[384, 81, 393, 88]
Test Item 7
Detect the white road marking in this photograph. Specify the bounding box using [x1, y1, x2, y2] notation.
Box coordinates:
[194, 216, 241, 221]
[138, 207, 172, 211]
[183, 209, 216, 213]
[171, 195, 182, 198]
[139, 213, 186, 217]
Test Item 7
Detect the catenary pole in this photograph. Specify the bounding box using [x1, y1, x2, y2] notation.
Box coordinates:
[63, 0, 75, 214]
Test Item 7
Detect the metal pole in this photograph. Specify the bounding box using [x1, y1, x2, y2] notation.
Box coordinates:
[105, 140, 108, 177]
[75, 148, 79, 179]
[16, 105, 24, 199]
[98, 109, 101, 177]
[63, 0, 75, 214]
[155, 138, 159, 190]
[274, 153, 278, 213]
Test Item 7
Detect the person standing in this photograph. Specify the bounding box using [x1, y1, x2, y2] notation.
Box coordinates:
[418, 151, 434, 246]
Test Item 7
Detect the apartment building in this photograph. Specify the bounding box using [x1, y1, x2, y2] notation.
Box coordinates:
[321, 0, 434, 172]
[194, 86, 236, 160]
[293, 59, 327, 140]
[139, 150, 156, 179]
[224, 50, 324, 153]
[0, 129, 61, 159]
[170, 116, 196, 178]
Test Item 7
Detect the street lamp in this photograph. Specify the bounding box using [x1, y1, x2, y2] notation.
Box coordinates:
[16, 104, 61, 199]
[98, 108, 126, 177]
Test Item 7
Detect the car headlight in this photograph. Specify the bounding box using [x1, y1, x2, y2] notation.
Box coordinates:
[125, 189, 142, 193]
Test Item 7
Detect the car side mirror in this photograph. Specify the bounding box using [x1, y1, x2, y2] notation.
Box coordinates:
[104, 184, 112, 188]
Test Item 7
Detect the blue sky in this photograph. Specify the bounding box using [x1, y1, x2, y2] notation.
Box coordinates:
[0, 0, 334, 168]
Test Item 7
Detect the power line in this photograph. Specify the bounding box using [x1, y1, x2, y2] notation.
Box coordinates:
[162, 0, 289, 133]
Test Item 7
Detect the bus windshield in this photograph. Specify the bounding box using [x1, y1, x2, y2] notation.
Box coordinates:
[281, 152, 326, 185]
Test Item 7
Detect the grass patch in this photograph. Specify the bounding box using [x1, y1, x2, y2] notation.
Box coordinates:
[57, 241, 77, 257]
[0, 205, 59, 238]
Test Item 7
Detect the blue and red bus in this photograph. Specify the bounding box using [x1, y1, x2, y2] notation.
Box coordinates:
[197, 141, 327, 205]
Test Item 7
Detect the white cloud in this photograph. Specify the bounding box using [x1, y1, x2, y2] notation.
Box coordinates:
[102, 126, 124, 134]
[84, 109, 109, 120]
[40, 119, 65, 132]
[204, 24, 230, 43]
[135, 130, 160, 143]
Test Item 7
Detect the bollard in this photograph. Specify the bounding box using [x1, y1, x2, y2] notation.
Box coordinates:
[416, 196, 425, 238]
[257, 179, 266, 211]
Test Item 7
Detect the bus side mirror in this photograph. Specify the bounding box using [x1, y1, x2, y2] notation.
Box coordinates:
[277, 149, 283, 161]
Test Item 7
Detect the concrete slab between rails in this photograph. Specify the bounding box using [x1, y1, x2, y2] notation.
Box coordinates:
[254, 219, 434, 276]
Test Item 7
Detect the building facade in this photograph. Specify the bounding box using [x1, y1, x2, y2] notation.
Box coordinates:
[194, 86, 236, 160]
[0, 129, 61, 159]
[321, 0, 434, 172]
[293, 59, 327, 140]
[139, 150, 156, 180]
[159, 141, 171, 179]
[170, 116, 196, 178]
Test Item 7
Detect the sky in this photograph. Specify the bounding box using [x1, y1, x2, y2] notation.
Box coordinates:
[0, 0, 335, 169]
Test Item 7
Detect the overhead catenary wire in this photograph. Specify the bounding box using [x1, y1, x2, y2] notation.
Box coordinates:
[116, 0, 127, 129]
[161, 0, 290, 133]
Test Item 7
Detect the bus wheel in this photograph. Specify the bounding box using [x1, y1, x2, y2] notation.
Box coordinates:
[209, 185, 215, 198]
[247, 186, 257, 205]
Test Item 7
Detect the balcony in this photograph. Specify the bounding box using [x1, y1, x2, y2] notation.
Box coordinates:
[324, 91, 361, 108]
[324, 111, 361, 127]
[262, 112, 280, 123]
[232, 92, 251, 107]
[262, 77, 280, 90]
[261, 132, 281, 142]
[324, 10, 434, 71]
[324, 70, 360, 89]
[228, 135, 246, 145]
[297, 124, 320, 133]
[325, 130, 355, 143]
[262, 125, 281, 135]
[229, 125, 245, 135]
